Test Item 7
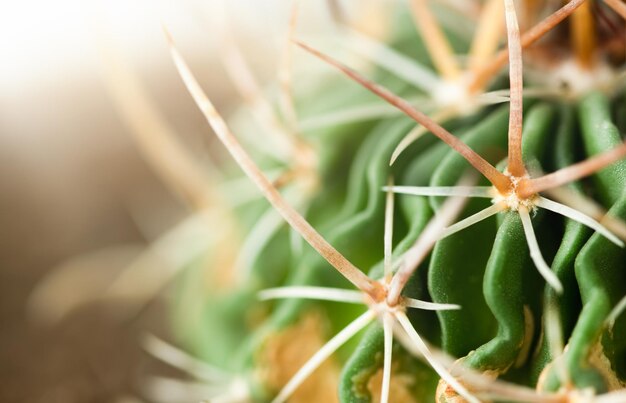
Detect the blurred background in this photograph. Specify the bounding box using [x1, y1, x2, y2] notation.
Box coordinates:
[0, 0, 367, 401]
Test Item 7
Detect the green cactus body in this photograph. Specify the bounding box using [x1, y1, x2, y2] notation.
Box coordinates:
[162, 2, 626, 402]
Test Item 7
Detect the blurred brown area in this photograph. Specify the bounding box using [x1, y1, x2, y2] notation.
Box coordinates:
[0, 9, 234, 403]
[0, 66, 183, 402]
[0, 0, 356, 400]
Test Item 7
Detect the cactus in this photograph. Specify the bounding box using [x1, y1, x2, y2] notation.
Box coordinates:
[97, 1, 626, 402]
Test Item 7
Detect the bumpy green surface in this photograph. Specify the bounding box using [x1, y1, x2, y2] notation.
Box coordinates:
[170, 9, 626, 402]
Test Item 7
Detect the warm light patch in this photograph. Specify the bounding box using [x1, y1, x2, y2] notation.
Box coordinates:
[436, 378, 472, 403]
[435, 368, 497, 403]
[258, 311, 340, 403]
[366, 364, 418, 403]
[514, 305, 535, 368]
[587, 341, 625, 392]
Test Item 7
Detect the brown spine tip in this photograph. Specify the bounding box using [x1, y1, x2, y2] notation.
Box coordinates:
[469, 0, 588, 94]
[504, 0, 526, 178]
[167, 31, 379, 295]
[520, 142, 626, 198]
[571, 0, 597, 69]
[408, 0, 461, 80]
[294, 40, 510, 191]
[605, 0, 626, 20]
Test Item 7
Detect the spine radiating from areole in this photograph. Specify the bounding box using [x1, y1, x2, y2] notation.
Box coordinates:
[132, 1, 626, 402]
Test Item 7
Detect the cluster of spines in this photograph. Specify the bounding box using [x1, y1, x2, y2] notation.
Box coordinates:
[72, 1, 626, 402]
